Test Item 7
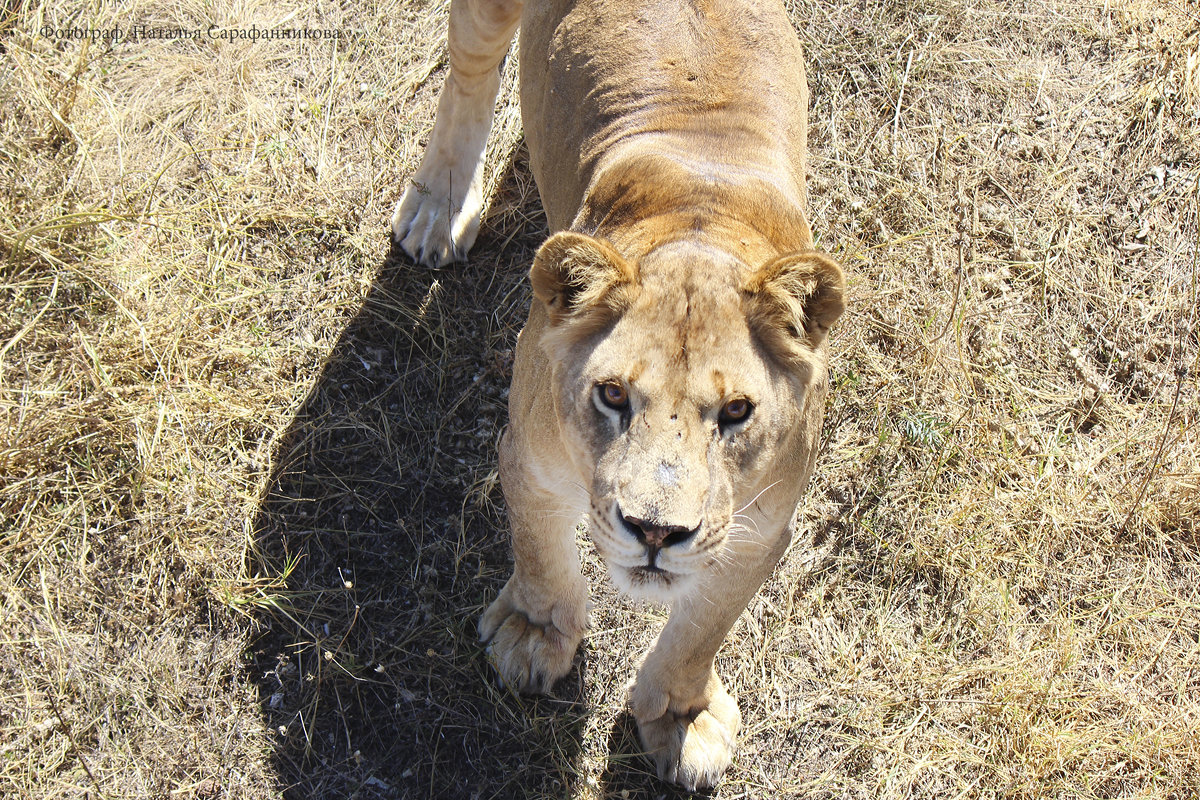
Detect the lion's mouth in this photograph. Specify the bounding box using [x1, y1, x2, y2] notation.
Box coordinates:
[628, 564, 673, 583]
[590, 512, 702, 596]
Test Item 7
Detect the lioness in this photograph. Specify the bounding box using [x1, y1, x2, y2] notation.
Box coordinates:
[392, 0, 845, 788]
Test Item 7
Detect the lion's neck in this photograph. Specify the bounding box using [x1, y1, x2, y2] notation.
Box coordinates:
[572, 146, 812, 265]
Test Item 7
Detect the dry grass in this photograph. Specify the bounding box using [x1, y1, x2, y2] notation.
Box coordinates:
[1, 0, 1197, 797]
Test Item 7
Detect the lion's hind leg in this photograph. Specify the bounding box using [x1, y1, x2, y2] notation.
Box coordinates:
[392, 0, 523, 266]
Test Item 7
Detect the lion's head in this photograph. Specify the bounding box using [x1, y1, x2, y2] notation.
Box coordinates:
[529, 232, 845, 602]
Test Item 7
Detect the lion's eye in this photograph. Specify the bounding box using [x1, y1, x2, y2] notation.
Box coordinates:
[598, 382, 630, 411]
[719, 398, 753, 427]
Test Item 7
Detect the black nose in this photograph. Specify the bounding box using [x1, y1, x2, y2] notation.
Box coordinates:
[620, 512, 698, 548]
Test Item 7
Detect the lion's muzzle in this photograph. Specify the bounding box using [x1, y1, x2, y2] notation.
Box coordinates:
[619, 511, 699, 549]
[618, 509, 700, 572]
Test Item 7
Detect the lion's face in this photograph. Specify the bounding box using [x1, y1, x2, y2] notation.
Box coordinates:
[531, 234, 843, 602]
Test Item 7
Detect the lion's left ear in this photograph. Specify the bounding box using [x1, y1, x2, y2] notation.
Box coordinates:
[742, 251, 846, 350]
[530, 232, 638, 326]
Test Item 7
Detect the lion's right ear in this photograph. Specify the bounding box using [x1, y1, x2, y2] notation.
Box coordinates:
[742, 250, 846, 353]
[530, 232, 638, 325]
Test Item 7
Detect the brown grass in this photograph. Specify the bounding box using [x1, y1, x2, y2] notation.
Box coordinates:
[1, 0, 1198, 797]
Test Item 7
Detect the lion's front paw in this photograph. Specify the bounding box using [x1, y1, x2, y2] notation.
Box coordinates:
[630, 675, 742, 790]
[391, 173, 484, 267]
[478, 581, 586, 694]
[391, 73, 498, 267]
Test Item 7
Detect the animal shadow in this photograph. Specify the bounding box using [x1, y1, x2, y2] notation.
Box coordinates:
[250, 146, 596, 799]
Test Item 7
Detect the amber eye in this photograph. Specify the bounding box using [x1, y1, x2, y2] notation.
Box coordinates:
[598, 382, 630, 411]
[719, 398, 753, 427]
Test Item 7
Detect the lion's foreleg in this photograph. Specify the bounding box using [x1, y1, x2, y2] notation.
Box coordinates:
[629, 534, 790, 790]
[392, 0, 523, 266]
[478, 430, 588, 694]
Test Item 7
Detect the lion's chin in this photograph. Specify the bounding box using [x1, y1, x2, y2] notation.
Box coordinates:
[609, 563, 697, 605]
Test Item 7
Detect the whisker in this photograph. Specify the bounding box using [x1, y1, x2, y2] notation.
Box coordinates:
[729, 516, 762, 537]
[735, 481, 782, 516]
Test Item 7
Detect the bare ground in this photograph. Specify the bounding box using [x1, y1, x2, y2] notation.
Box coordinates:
[1, 0, 1198, 798]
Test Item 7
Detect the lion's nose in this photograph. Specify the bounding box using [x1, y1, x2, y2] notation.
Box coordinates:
[620, 512, 698, 548]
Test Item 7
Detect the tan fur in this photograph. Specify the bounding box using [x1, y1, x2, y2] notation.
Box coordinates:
[394, 0, 845, 788]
